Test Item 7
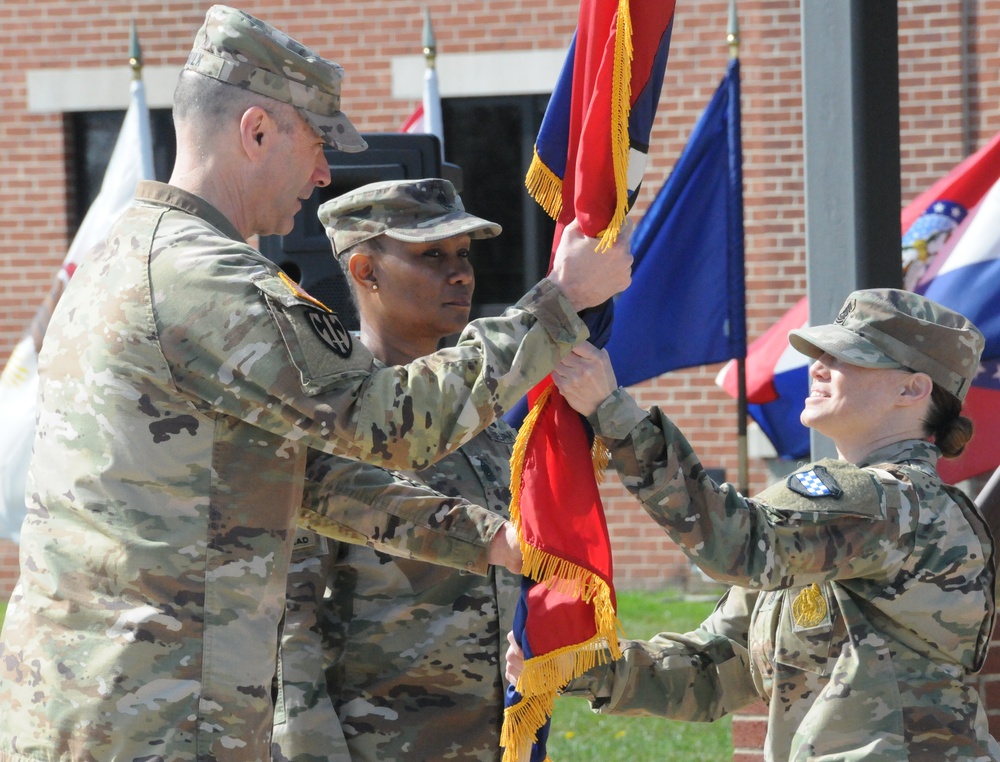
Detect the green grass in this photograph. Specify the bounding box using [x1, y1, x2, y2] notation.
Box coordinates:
[544, 589, 733, 762]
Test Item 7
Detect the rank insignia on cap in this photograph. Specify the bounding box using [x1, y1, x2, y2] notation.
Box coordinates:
[788, 465, 843, 499]
[305, 309, 352, 358]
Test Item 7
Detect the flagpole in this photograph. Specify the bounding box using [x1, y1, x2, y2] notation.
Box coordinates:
[974, 466, 1000, 540]
[421, 8, 444, 158]
[728, 0, 750, 496]
[129, 21, 156, 182]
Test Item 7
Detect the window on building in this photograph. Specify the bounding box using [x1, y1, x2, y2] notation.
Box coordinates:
[70, 109, 176, 226]
[442, 94, 556, 318]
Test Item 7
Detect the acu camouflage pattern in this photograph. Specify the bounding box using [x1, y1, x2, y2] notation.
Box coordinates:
[184, 4, 366, 152]
[789, 288, 985, 402]
[0, 180, 586, 762]
[570, 389, 999, 761]
[296, 449, 510, 578]
[319, 178, 502, 256]
[273, 420, 520, 761]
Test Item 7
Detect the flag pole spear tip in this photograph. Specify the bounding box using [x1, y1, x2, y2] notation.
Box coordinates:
[727, 0, 741, 60]
[129, 21, 144, 79]
[422, 8, 437, 67]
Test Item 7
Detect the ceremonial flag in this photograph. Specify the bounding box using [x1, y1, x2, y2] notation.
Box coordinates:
[605, 57, 745, 386]
[0, 66, 154, 542]
[716, 129, 1000, 478]
[501, 3, 676, 761]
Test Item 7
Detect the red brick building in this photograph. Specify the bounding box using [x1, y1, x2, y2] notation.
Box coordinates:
[1, 2, 999, 758]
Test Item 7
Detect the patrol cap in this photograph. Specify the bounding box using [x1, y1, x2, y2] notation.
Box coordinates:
[183, 5, 366, 153]
[789, 288, 984, 401]
[318, 178, 502, 255]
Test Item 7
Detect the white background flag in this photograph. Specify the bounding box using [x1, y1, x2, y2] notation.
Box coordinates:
[422, 62, 443, 152]
[400, 10, 444, 156]
[0, 76, 154, 542]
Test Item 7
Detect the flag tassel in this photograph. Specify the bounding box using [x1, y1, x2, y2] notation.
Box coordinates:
[500, 692, 556, 762]
[601, 0, 634, 251]
[524, 149, 564, 221]
[501, 626, 619, 762]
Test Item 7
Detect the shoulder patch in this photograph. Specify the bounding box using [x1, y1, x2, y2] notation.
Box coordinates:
[253, 272, 372, 395]
[304, 309, 353, 358]
[788, 465, 844, 499]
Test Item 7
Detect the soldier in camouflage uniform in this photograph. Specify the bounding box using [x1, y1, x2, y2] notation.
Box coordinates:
[508, 289, 999, 761]
[0, 6, 633, 761]
[271, 179, 521, 762]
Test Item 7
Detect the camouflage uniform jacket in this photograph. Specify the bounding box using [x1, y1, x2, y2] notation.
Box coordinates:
[0, 181, 586, 762]
[272, 418, 519, 761]
[563, 389, 998, 761]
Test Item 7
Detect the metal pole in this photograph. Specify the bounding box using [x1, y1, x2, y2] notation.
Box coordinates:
[801, 0, 901, 460]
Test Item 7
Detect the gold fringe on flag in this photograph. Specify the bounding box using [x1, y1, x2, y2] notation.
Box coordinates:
[599, 0, 635, 252]
[500, 629, 618, 762]
[504, 383, 624, 762]
[524, 147, 564, 222]
[501, 690, 557, 762]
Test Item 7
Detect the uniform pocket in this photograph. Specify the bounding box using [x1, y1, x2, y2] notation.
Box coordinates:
[774, 583, 835, 676]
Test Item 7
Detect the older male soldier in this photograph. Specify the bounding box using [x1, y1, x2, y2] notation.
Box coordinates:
[0, 6, 631, 762]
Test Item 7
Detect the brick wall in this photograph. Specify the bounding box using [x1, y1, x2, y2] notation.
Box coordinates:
[1, 2, 1000, 759]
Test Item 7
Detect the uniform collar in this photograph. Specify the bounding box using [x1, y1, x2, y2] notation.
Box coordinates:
[135, 180, 246, 244]
[857, 438, 940, 471]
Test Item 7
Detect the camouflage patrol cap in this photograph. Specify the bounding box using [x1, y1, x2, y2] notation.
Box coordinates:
[184, 5, 366, 153]
[318, 178, 502, 255]
[789, 288, 984, 401]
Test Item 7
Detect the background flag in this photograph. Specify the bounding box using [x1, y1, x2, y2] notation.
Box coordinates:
[605, 57, 745, 387]
[501, 2, 676, 760]
[0, 58, 154, 542]
[400, 10, 444, 155]
[915, 175, 1000, 482]
[716, 129, 1000, 481]
[400, 103, 425, 134]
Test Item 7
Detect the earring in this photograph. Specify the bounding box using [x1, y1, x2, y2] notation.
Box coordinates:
[372, 283, 379, 292]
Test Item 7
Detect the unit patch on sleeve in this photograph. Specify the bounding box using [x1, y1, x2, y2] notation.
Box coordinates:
[305, 309, 353, 358]
[788, 465, 844, 499]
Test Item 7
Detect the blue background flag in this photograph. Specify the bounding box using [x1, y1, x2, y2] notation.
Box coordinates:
[606, 58, 746, 387]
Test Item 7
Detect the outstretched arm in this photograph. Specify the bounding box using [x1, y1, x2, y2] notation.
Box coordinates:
[507, 587, 759, 723]
[299, 453, 521, 575]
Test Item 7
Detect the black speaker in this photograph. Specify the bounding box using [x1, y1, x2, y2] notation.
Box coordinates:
[259, 133, 462, 330]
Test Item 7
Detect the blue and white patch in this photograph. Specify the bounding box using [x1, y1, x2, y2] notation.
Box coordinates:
[788, 465, 843, 499]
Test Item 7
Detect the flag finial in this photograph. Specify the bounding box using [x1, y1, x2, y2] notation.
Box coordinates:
[422, 9, 437, 69]
[727, 0, 741, 59]
[129, 21, 144, 80]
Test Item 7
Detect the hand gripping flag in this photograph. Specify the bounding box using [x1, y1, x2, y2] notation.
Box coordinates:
[716, 129, 1000, 480]
[0, 58, 154, 542]
[500, 3, 676, 761]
